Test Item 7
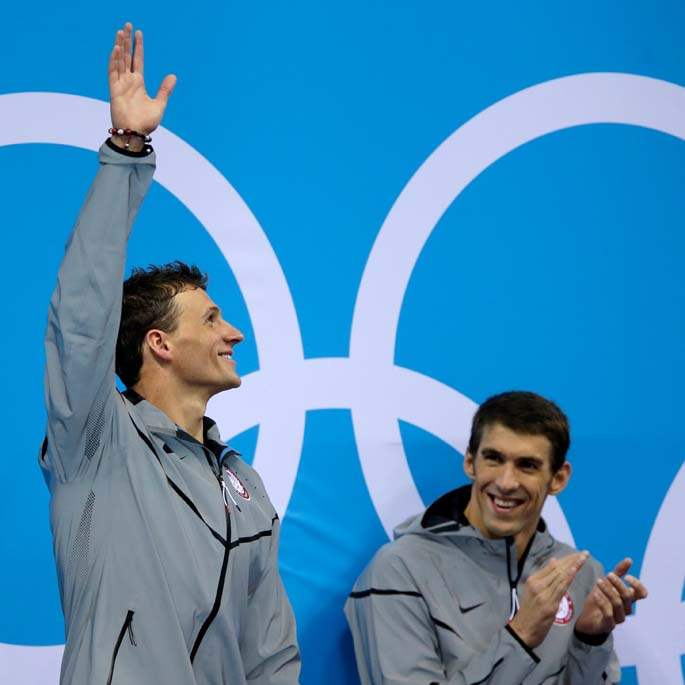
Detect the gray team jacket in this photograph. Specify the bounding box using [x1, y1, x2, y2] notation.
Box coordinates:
[41, 141, 301, 685]
[345, 485, 620, 685]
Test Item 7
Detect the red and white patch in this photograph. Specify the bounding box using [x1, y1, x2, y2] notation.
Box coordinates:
[224, 467, 251, 500]
[554, 592, 574, 625]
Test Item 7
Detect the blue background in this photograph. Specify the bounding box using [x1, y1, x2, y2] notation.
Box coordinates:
[1, 2, 683, 684]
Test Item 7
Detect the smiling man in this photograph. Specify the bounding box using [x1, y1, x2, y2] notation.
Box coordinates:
[40, 24, 300, 685]
[345, 391, 647, 684]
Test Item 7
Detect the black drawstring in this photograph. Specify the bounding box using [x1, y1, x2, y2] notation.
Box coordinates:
[505, 534, 536, 619]
[127, 617, 137, 647]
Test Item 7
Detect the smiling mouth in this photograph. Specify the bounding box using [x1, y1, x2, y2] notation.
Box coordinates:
[218, 352, 235, 364]
[487, 493, 525, 514]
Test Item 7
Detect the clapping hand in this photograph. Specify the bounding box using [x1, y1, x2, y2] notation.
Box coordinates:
[574, 557, 648, 636]
[509, 551, 589, 648]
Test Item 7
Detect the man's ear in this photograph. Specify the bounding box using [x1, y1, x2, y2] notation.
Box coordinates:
[548, 461, 572, 496]
[463, 450, 476, 481]
[144, 329, 173, 362]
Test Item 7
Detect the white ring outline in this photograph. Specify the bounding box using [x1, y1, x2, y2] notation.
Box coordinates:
[0, 92, 306, 519]
[1, 76, 683, 683]
[350, 71, 685, 536]
[348, 72, 685, 680]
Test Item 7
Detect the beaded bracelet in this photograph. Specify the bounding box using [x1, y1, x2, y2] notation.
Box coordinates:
[108, 127, 152, 149]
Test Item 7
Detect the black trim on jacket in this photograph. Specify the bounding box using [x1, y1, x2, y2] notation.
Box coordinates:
[505, 623, 540, 664]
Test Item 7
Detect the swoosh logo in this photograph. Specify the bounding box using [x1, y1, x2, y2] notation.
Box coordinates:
[459, 601, 485, 614]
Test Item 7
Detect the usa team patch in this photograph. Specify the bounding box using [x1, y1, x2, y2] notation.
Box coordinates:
[554, 592, 574, 625]
[225, 467, 251, 500]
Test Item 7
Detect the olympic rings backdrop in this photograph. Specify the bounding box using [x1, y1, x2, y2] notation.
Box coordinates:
[0, 2, 683, 684]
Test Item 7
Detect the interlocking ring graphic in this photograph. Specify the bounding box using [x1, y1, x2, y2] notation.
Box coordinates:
[1, 73, 683, 684]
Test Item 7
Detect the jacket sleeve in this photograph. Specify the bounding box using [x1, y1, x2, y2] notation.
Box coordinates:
[241, 515, 301, 685]
[43, 141, 155, 482]
[344, 549, 539, 685]
[564, 632, 620, 684]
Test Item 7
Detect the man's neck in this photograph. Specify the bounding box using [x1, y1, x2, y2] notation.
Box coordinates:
[463, 496, 537, 558]
[511, 526, 537, 559]
[133, 378, 208, 443]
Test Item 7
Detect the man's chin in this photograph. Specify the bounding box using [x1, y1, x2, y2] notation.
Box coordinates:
[221, 376, 241, 391]
[207, 376, 242, 396]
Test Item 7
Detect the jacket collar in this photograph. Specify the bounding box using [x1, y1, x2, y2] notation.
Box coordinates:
[122, 388, 230, 458]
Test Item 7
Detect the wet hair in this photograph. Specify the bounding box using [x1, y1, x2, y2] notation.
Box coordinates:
[467, 391, 570, 472]
[115, 261, 208, 388]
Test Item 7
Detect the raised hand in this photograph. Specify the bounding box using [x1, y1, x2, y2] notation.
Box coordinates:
[508, 551, 589, 648]
[574, 557, 648, 636]
[108, 23, 176, 138]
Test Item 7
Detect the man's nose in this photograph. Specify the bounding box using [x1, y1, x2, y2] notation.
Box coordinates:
[223, 322, 244, 344]
[495, 462, 519, 492]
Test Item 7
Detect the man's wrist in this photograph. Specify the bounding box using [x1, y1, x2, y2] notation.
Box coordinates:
[507, 616, 538, 649]
[505, 623, 540, 664]
[105, 138, 153, 158]
[110, 134, 146, 153]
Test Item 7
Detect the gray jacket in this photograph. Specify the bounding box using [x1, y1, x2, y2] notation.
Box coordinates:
[41, 141, 301, 685]
[345, 485, 620, 684]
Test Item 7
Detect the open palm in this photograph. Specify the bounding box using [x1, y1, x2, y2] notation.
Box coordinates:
[575, 558, 648, 635]
[109, 23, 176, 134]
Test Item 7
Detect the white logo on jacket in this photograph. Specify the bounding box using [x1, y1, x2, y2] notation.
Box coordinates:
[225, 467, 250, 500]
[554, 593, 574, 625]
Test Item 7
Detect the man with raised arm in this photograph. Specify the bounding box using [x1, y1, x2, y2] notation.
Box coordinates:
[41, 23, 300, 685]
[345, 391, 647, 684]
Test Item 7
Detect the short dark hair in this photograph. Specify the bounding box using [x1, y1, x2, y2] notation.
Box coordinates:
[467, 391, 570, 472]
[115, 261, 208, 388]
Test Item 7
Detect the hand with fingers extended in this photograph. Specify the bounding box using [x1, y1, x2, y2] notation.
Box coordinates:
[508, 551, 589, 649]
[574, 557, 648, 637]
[109, 22, 176, 149]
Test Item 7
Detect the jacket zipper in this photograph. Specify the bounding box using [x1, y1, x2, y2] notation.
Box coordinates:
[106, 610, 136, 685]
[189, 470, 232, 662]
[130, 417, 235, 663]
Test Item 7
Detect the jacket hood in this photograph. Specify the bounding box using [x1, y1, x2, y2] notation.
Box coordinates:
[392, 484, 471, 539]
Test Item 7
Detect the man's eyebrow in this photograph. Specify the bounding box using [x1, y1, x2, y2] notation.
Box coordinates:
[516, 455, 544, 465]
[481, 448, 543, 464]
[204, 305, 221, 317]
